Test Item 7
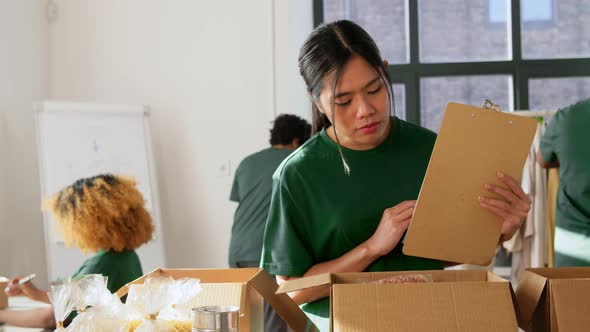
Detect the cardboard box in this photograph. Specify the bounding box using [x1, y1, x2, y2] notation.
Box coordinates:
[278, 270, 518, 332]
[516, 267, 590, 332]
[116, 268, 316, 332]
[0, 277, 8, 309]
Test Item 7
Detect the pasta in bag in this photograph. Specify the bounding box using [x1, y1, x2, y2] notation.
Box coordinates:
[126, 276, 176, 332]
[157, 278, 202, 332]
[49, 279, 76, 332]
[370, 274, 434, 284]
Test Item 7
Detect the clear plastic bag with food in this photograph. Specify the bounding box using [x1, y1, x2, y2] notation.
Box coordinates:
[125, 275, 178, 332]
[71, 274, 110, 313]
[157, 278, 202, 332]
[49, 279, 76, 332]
[370, 273, 434, 284]
[66, 274, 137, 332]
[67, 291, 133, 332]
[66, 311, 131, 332]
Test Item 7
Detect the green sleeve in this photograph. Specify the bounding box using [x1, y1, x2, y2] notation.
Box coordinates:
[229, 163, 241, 202]
[73, 259, 116, 292]
[540, 111, 562, 163]
[261, 176, 313, 277]
[74, 262, 99, 276]
[71, 260, 88, 278]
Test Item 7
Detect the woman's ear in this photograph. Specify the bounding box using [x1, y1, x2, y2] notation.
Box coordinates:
[309, 92, 322, 114]
[313, 100, 325, 115]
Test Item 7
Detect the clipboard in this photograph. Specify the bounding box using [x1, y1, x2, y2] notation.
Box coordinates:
[402, 101, 537, 265]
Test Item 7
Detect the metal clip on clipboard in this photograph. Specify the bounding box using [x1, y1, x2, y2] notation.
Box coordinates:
[481, 99, 502, 112]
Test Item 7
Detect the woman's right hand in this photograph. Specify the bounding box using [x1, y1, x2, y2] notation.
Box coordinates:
[366, 200, 416, 257]
[4, 277, 44, 302]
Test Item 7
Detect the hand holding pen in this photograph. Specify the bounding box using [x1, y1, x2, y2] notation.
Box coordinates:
[3, 274, 48, 303]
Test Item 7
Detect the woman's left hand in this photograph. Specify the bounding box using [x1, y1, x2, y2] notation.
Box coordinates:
[478, 171, 531, 242]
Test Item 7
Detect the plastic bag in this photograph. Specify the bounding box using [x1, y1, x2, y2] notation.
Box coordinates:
[67, 274, 135, 332]
[72, 274, 110, 312]
[125, 275, 177, 332]
[370, 274, 434, 284]
[67, 292, 134, 332]
[67, 311, 131, 332]
[157, 278, 202, 332]
[49, 279, 76, 332]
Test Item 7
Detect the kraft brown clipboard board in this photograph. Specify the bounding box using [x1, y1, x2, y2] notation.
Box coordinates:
[403, 101, 537, 265]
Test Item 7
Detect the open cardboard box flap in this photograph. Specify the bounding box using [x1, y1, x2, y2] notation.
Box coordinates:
[277, 269, 509, 294]
[278, 270, 518, 332]
[516, 267, 590, 331]
[515, 270, 548, 329]
[117, 268, 312, 332]
[550, 279, 590, 332]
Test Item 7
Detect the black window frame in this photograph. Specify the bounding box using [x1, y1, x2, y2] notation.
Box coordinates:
[314, 0, 590, 125]
[488, 0, 557, 28]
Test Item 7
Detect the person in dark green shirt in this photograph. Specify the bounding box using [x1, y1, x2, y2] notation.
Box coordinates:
[261, 20, 532, 331]
[1, 174, 152, 329]
[538, 99, 590, 267]
[72, 249, 143, 293]
[229, 114, 310, 332]
[229, 114, 311, 268]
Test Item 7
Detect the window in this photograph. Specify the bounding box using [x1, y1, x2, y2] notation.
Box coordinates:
[529, 77, 590, 110]
[392, 84, 406, 120]
[489, 0, 509, 24]
[421, 75, 512, 131]
[521, 0, 553, 22]
[489, 0, 554, 24]
[420, 0, 510, 63]
[323, 0, 409, 63]
[317, 0, 590, 129]
[521, 0, 590, 59]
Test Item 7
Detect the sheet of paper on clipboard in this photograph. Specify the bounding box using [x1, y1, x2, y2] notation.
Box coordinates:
[402, 101, 537, 266]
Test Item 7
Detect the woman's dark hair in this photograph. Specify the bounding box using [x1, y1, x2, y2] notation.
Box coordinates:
[269, 114, 312, 146]
[298, 20, 395, 175]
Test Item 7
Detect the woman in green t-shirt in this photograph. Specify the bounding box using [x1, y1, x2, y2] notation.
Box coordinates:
[261, 20, 532, 331]
[0, 174, 153, 329]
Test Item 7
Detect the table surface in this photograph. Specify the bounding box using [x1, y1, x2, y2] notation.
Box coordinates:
[0, 297, 51, 332]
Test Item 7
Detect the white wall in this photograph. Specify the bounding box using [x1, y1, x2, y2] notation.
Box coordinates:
[274, 0, 314, 121]
[0, 0, 49, 287]
[0, 0, 314, 281]
[47, 0, 314, 270]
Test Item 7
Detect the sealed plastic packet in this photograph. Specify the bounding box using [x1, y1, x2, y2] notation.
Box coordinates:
[67, 274, 133, 332]
[66, 310, 131, 332]
[157, 278, 202, 332]
[49, 279, 76, 332]
[72, 274, 109, 313]
[67, 291, 132, 332]
[370, 274, 434, 284]
[125, 275, 178, 332]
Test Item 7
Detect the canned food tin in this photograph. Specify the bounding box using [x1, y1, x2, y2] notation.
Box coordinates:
[191, 305, 239, 332]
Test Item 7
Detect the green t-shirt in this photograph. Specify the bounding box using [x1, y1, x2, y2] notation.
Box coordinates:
[261, 117, 443, 330]
[73, 250, 143, 293]
[540, 99, 590, 235]
[229, 147, 294, 266]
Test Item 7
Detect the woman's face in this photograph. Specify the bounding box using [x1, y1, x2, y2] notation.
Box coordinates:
[316, 54, 390, 151]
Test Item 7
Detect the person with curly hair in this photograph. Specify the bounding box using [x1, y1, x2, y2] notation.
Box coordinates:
[0, 174, 154, 329]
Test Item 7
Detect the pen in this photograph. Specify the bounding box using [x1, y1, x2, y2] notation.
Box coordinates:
[3, 273, 36, 293]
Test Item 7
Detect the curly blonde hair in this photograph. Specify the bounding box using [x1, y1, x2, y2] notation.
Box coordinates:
[44, 174, 154, 253]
